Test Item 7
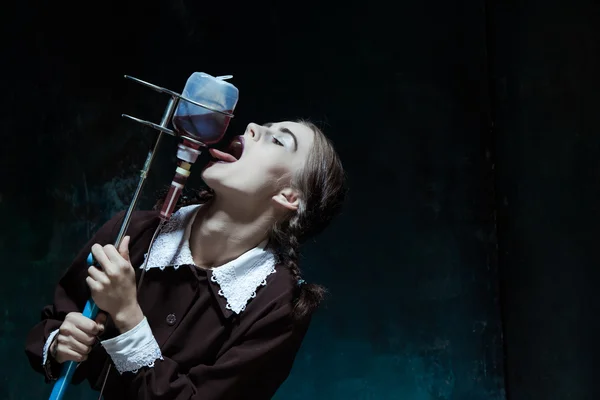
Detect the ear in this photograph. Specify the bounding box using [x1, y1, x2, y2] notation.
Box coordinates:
[272, 187, 300, 211]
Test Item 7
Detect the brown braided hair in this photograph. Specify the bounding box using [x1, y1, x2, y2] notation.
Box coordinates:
[155, 120, 346, 320]
[268, 120, 346, 319]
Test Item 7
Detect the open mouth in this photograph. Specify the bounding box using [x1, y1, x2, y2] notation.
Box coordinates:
[208, 136, 244, 163]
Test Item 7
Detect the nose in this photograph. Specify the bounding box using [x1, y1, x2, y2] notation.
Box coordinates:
[246, 123, 261, 142]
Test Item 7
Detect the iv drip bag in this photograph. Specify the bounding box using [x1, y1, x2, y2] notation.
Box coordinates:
[172, 72, 239, 145]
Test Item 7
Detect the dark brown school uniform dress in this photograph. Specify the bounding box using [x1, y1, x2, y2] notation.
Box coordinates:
[25, 205, 311, 399]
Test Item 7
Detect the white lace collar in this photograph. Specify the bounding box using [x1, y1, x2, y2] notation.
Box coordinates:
[141, 204, 277, 314]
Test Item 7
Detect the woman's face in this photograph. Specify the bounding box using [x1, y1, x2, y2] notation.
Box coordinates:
[201, 121, 315, 209]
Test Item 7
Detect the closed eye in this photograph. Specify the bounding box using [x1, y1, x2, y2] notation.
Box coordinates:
[272, 136, 284, 146]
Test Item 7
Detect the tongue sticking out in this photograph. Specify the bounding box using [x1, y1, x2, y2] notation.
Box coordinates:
[209, 148, 237, 163]
[208, 137, 244, 163]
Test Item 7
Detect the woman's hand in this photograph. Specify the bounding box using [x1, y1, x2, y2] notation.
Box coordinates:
[51, 312, 105, 363]
[86, 236, 144, 333]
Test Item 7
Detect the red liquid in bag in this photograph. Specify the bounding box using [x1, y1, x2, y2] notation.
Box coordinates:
[172, 111, 233, 145]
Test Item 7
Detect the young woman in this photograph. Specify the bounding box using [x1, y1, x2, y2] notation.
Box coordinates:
[25, 120, 346, 399]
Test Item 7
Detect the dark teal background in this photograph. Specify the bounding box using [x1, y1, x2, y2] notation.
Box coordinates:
[2, 0, 598, 399]
[490, 1, 600, 399]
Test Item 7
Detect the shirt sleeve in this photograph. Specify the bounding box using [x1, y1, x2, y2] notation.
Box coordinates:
[101, 317, 163, 374]
[24, 211, 126, 382]
[42, 329, 60, 366]
[117, 295, 311, 400]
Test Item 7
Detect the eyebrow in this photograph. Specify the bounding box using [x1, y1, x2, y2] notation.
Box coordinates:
[264, 122, 298, 151]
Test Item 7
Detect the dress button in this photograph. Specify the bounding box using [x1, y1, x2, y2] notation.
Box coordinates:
[166, 313, 177, 326]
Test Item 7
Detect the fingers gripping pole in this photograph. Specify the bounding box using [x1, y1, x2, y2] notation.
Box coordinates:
[48, 254, 99, 400]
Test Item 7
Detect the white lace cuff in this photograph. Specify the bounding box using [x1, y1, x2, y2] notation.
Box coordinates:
[42, 329, 60, 366]
[101, 317, 163, 374]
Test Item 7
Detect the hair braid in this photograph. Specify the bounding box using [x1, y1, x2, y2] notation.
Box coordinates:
[271, 212, 326, 321]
